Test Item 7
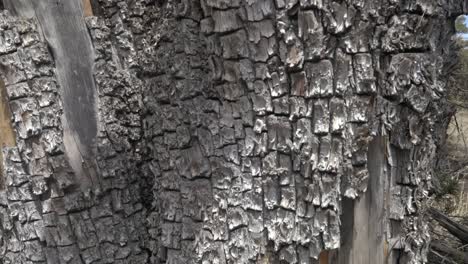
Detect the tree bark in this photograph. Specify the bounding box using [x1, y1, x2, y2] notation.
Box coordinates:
[0, 0, 465, 263]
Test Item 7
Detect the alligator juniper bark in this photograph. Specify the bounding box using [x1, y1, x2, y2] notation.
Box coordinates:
[0, 0, 466, 263]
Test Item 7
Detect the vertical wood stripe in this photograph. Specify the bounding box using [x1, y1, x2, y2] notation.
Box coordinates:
[82, 0, 93, 17]
[0, 80, 16, 147]
[0, 80, 16, 189]
[319, 251, 329, 264]
[384, 240, 389, 260]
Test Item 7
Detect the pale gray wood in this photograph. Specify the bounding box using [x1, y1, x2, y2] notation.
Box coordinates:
[4, 0, 98, 188]
[330, 136, 388, 264]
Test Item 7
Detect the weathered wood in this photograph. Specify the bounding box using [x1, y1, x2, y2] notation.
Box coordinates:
[319, 251, 329, 264]
[429, 208, 468, 244]
[0, 80, 16, 189]
[330, 136, 388, 264]
[0, 81, 16, 148]
[431, 240, 468, 263]
[4, 0, 99, 188]
[82, 0, 93, 17]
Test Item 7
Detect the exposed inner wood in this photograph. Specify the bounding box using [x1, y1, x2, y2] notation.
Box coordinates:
[82, 0, 93, 17]
[330, 136, 389, 263]
[0, 79, 16, 189]
[319, 251, 329, 264]
[4, 0, 99, 190]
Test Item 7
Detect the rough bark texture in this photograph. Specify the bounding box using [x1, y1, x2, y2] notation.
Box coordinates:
[0, 0, 466, 263]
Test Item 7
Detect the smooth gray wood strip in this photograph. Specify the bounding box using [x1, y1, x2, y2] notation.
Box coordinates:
[5, 0, 98, 160]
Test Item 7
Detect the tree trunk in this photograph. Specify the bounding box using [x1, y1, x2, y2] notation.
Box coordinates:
[0, 0, 465, 263]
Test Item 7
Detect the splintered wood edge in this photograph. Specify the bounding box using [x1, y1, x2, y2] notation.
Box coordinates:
[0, 79, 16, 189]
[82, 0, 93, 17]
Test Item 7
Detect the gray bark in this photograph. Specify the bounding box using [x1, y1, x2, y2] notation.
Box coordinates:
[0, 0, 465, 263]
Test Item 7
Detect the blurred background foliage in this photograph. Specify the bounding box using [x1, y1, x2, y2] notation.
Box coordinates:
[428, 15, 468, 264]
